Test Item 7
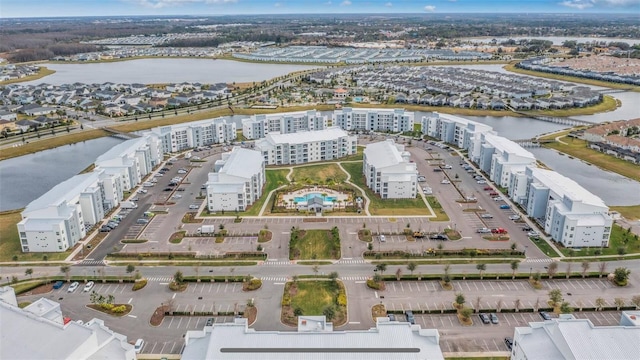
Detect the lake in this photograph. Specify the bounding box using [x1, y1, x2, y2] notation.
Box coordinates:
[23, 59, 322, 86]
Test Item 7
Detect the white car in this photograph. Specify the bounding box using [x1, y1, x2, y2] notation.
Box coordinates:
[134, 339, 144, 354]
[83, 281, 95, 292]
[154, 173, 163, 177]
[138, 189, 147, 194]
[527, 231, 540, 238]
[509, 215, 521, 220]
[441, 179, 451, 184]
[379, 235, 386, 242]
[67, 282, 79, 293]
[189, 204, 199, 209]
[477, 180, 487, 184]
[177, 170, 187, 174]
[172, 194, 182, 199]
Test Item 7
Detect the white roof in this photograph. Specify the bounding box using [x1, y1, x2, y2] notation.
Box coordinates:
[219, 147, 263, 180]
[23, 172, 98, 214]
[484, 133, 535, 160]
[95, 137, 146, 163]
[264, 126, 349, 145]
[516, 317, 640, 360]
[364, 140, 405, 168]
[182, 318, 444, 360]
[529, 167, 607, 208]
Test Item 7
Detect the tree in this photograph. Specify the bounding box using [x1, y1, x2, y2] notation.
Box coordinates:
[328, 271, 339, 283]
[312, 265, 319, 275]
[459, 307, 473, 321]
[395, 268, 402, 280]
[547, 262, 558, 279]
[25, 268, 33, 279]
[560, 301, 573, 314]
[613, 267, 631, 286]
[631, 295, 640, 310]
[455, 293, 465, 308]
[565, 262, 572, 279]
[375, 263, 387, 275]
[581, 261, 590, 278]
[476, 263, 486, 279]
[614, 297, 626, 310]
[60, 265, 71, 282]
[595, 297, 606, 311]
[322, 306, 336, 320]
[407, 262, 417, 275]
[126, 264, 135, 279]
[598, 262, 607, 278]
[173, 271, 184, 284]
[510, 261, 519, 279]
[548, 289, 563, 307]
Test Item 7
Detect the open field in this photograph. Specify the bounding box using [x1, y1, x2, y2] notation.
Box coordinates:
[504, 62, 640, 92]
[557, 224, 640, 257]
[0, 67, 55, 85]
[0, 129, 110, 162]
[543, 136, 640, 182]
[288, 280, 345, 319]
[0, 210, 69, 262]
[291, 163, 347, 185]
[290, 230, 340, 260]
[610, 205, 640, 221]
[341, 162, 431, 215]
[520, 95, 619, 117]
[244, 169, 290, 216]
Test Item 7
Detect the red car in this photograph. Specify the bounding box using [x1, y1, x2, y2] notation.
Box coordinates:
[489, 192, 499, 196]
[484, 186, 492, 191]
[492, 228, 508, 234]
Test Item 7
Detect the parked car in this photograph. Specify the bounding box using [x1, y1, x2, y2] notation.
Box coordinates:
[504, 337, 514, 350]
[440, 179, 451, 184]
[138, 189, 147, 194]
[528, 231, 540, 238]
[67, 282, 79, 293]
[479, 313, 490, 324]
[483, 186, 492, 191]
[477, 228, 492, 234]
[499, 204, 511, 209]
[429, 234, 448, 240]
[53, 281, 64, 289]
[136, 218, 150, 225]
[405, 310, 415, 324]
[99, 226, 111, 232]
[172, 194, 182, 199]
[83, 281, 95, 292]
[490, 313, 499, 324]
[509, 215, 521, 220]
[206, 318, 214, 326]
[388, 314, 396, 321]
[522, 225, 533, 231]
[134, 339, 144, 354]
[379, 235, 386, 242]
[492, 228, 508, 234]
[163, 188, 172, 191]
[476, 180, 487, 184]
[489, 191, 499, 196]
[539, 311, 552, 320]
[480, 213, 493, 219]
[189, 204, 199, 210]
[178, 170, 187, 174]
[176, 188, 186, 191]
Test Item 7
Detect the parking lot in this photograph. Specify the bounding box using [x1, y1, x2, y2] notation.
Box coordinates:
[143, 315, 237, 354]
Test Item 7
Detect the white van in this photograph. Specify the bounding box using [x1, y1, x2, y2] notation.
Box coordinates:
[379, 235, 386, 242]
[134, 339, 144, 353]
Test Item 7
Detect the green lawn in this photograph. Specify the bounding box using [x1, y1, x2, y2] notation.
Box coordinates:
[290, 229, 340, 260]
[544, 136, 640, 182]
[530, 237, 561, 258]
[341, 162, 431, 215]
[558, 224, 640, 257]
[289, 280, 345, 317]
[610, 205, 640, 221]
[0, 211, 69, 262]
[291, 163, 347, 185]
[242, 169, 289, 216]
[339, 146, 364, 161]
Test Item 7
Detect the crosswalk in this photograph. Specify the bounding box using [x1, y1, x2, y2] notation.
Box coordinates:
[524, 258, 554, 263]
[262, 260, 294, 265]
[78, 260, 106, 266]
[147, 276, 173, 282]
[340, 276, 369, 281]
[336, 259, 367, 264]
[261, 276, 288, 282]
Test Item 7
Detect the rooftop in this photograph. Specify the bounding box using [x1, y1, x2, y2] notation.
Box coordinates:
[23, 172, 99, 214]
[218, 147, 264, 180]
[364, 140, 405, 168]
[529, 167, 607, 208]
[263, 126, 350, 145]
[95, 137, 147, 163]
[484, 133, 535, 160]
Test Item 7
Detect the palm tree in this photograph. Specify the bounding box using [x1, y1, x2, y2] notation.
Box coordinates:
[476, 263, 486, 280]
[375, 263, 387, 275]
[25, 268, 33, 279]
[595, 297, 606, 311]
[407, 262, 417, 275]
[60, 265, 71, 282]
[581, 261, 590, 278]
[510, 261, 519, 279]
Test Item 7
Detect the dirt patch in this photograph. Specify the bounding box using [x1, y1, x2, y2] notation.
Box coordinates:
[483, 235, 510, 241]
[87, 304, 132, 317]
[302, 218, 328, 222]
[244, 306, 257, 325]
[150, 305, 169, 326]
[18, 283, 53, 296]
[182, 212, 203, 223]
[358, 229, 372, 242]
[371, 304, 386, 321]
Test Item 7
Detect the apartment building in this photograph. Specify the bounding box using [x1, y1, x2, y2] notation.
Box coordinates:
[476, 133, 536, 188]
[333, 107, 414, 133]
[523, 166, 613, 248]
[241, 110, 328, 140]
[421, 112, 493, 158]
[363, 140, 417, 199]
[206, 147, 265, 212]
[95, 136, 161, 192]
[255, 127, 357, 165]
[151, 117, 236, 153]
[182, 316, 444, 360]
[0, 286, 136, 360]
[511, 313, 640, 360]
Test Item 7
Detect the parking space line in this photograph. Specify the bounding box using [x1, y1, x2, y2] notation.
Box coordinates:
[170, 342, 177, 354]
[167, 316, 174, 329]
[159, 342, 167, 354]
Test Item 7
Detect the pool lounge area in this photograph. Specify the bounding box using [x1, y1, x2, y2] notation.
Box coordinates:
[281, 187, 351, 212]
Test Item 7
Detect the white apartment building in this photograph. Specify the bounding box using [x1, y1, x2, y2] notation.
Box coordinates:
[255, 127, 357, 165]
[95, 135, 161, 192]
[476, 133, 536, 188]
[206, 147, 265, 212]
[421, 112, 493, 157]
[333, 107, 414, 133]
[363, 140, 417, 199]
[182, 316, 444, 360]
[151, 117, 236, 153]
[241, 110, 328, 140]
[0, 286, 136, 360]
[511, 313, 640, 360]
[524, 166, 613, 248]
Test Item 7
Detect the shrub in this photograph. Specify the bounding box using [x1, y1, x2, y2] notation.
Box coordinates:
[366, 279, 382, 290]
[337, 293, 347, 307]
[244, 279, 262, 291]
[282, 293, 291, 306]
[132, 279, 147, 291]
[111, 305, 127, 313]
[100, 303, 114, 311]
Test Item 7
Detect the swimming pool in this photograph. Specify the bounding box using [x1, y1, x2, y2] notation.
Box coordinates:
[294, 193, 337, 203]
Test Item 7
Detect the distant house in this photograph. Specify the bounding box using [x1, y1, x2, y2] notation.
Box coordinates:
[333, 88, 348, 100]
[0, 110, 17, 121]
[21, 106, 57, 116]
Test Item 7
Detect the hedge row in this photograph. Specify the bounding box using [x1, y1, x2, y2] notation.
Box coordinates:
[384, 306, 636, 315]
[375, 272, 607, 282]
[165, 311, 244, 316]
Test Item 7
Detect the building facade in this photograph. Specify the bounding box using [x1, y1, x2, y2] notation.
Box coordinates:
[363, 140, 417, 199]
[421, 112, 493, 156]
[206, 147, 265, 212]
[151, 117, 236, 153]
[333, 107, 414, 133]
[477, 133, 536, 188]
[255, 127, 357, 165]
[241, 110, 328, 140]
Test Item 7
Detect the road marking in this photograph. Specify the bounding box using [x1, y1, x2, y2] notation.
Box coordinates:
[128, 298, 132, 304]
[355, 281, 365, 284]
[343, 257, 352, 260]
[374, 291, 379, 299]
[348, 321, 360, 324]
[159, 283, 169, 285]
[274, 282, 285, 285]
[127, 314, 137, 318]
[172, 293, 177, 299]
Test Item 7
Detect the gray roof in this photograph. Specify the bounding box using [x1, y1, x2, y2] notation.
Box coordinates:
[264, 126, 349, 145]
[95, 137, 147, 163]
[219, 147, 263, 180]
[364, 140, 405, 169]
[23, 172, 99, 214]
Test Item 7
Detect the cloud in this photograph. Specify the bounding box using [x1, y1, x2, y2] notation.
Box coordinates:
[559, 0, 639, 9]
[324, 0, 332, 4]
[274, 2, 282, 6]
[424, 4, 436, 11]
[559, 0, 594, 9]
[340, 0, 352, 5]
[129, 0, 236, 9]
[385, 2, 393, 6]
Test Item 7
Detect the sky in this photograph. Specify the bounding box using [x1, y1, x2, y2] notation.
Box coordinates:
[1, 0, 639, 18]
